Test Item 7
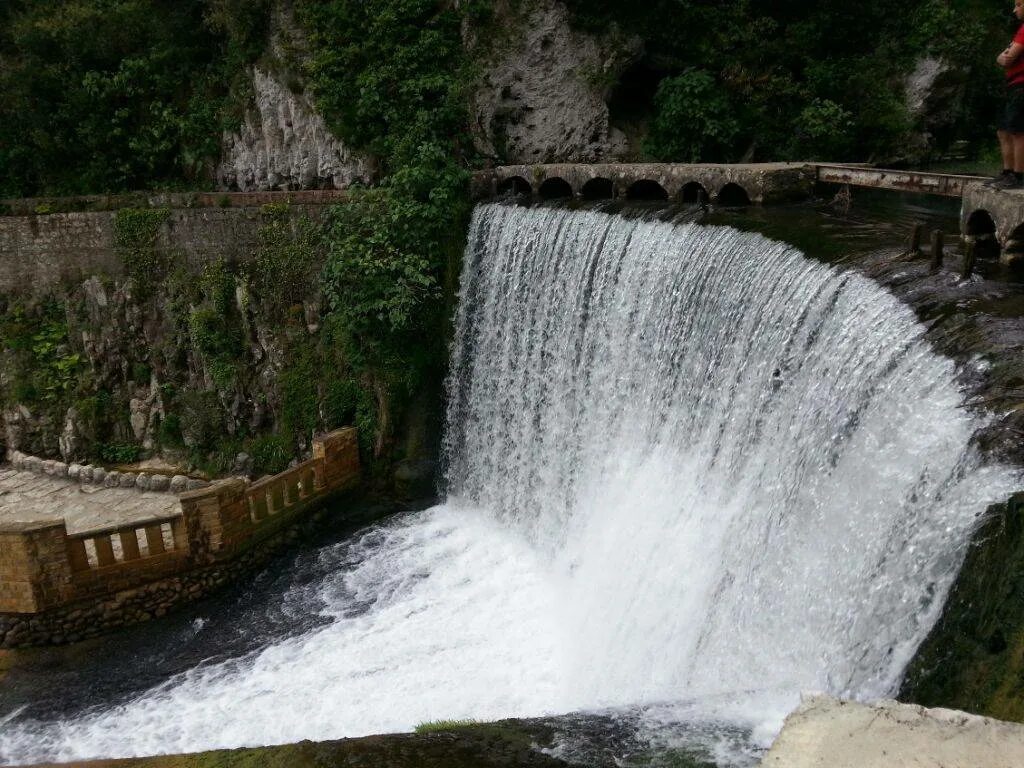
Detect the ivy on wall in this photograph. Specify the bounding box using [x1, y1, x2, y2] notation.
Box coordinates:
[113, 207, 172, 295]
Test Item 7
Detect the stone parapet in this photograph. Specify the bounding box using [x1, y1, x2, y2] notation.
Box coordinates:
[0, 200, 335, 296]
[6, 451, 207, 494]
[0, 427, 361, 646]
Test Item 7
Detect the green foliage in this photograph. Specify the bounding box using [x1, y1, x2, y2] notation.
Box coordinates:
[414, 719, 479, 734]
[294, 0, 470, 172]
[188, 260, 245, 391]
[279, 347, 320, 440]
[0, 0, 270, 197]
[248, 433, 292, 475]
[644, 70, 739, 162]
[565, 0, 1004, 161]
[249, 204, 322, 320]
[113, 208, 171, 293]
[97, 442, 141, 465]
[792, 99, 855, 159]
[295, 0, 476, 456]
[177, 389, 225, 450]
[0, 301, 83, 408]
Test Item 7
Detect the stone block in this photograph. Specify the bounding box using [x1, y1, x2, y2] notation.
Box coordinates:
[135, 473, 151, 491]
[67, 463, 82, 481]
[103, 471, 121, 488]
[91, 468, 106, 484]
[79, 465, 94, 483]
[118, 472, 137, 488]
[149, 475, 170, 492]
[169, 475, 189, 494]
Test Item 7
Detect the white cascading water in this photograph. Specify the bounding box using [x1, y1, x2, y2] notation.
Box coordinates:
[0, 203, 1018, 766]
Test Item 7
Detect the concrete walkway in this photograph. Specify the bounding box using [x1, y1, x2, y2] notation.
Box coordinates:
[763, 694, 1024, 767]
[0, 468, 180, 534]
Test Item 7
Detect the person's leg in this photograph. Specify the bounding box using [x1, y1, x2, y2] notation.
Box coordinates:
[1013, 133, 1024, 176]
[1000, 130, 1016, 172]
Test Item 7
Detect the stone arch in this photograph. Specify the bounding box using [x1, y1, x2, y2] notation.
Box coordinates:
[498, 176, 532, 197]
[626, 179, 669, 201]
[715, 183, 751, 207]
[965, 209, 997, 238]
[679, 181, 709, 205]
[538, 177, 574, 200]
[581, 177, 615, 201]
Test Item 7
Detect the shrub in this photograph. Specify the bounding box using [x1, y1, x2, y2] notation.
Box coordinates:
[644, 70, 739, 162]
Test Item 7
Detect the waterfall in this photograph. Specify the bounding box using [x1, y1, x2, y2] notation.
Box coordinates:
[0, 203, 1016, 766]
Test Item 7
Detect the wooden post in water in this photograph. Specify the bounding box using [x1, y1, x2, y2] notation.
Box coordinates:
[930, 230, 944, 271]
[909, 223, 924, 257]
[961, 238, 976, 280]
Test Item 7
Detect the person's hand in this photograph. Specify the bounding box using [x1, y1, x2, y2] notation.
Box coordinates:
[999, 51, 1010, 66]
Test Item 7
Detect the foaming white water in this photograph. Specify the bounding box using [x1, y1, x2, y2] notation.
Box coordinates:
[0, 204, 1017, 765]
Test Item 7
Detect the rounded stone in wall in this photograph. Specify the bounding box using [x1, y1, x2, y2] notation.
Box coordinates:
[169, 475, 189, 494]
[118, 473, 137, 489]
[185, 479, 209, 491]
[103, 471, 121, 488]
[91, 468, 106, 485]
[149, 475, 170, 492]
[25, 456, 42, 473]
[79, 465, 94, 483]
[67, 463, 82, 481]
[135, 473, 151, 491]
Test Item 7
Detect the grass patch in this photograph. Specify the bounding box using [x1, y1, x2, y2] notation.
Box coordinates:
[413, 719, 480, 734]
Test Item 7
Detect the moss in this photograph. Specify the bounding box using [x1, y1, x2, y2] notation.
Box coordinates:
[113, 208, 172, 296]
[901, 492, 1024, 722]
[248, 203, 321, 321]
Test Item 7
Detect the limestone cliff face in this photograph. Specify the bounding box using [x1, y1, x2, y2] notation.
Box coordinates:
[216, 68, 374, 192]
[468, 0, 640, 165]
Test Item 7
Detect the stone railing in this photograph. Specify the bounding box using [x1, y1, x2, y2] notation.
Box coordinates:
[7, 451, 209, 494]
[0, 428, 360, 645]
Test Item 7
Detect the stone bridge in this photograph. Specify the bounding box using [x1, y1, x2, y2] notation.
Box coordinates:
[471, 162, 816, 206]
[472, 162, 1024, 263]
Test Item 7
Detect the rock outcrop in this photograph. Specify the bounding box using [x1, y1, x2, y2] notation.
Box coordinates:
[217, 68, 374, 192]
[467, 0, 640, 164]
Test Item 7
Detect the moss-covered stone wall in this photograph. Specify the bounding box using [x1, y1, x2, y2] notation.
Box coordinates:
[901, 492, 1024, 721]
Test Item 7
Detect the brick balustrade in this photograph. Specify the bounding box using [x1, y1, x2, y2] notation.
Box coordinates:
[0, 428, 360, 642]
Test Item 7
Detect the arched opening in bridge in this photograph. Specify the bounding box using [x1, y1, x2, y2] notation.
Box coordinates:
[716, 183, 751, 207]
[679, 182, 708, 205]
[539, 177, 574, 200]
[965, 210, 1001, 262]
[1004, 223, 1024, 265]
[626, 180, 669, 201]
[581, 177, 615, 201]
[498, 176, 532, 197]
[965, 209, 996, 238]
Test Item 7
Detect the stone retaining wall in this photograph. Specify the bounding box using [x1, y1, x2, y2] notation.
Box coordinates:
[0, 427, 360, 647]
[0, 199, 336, 296]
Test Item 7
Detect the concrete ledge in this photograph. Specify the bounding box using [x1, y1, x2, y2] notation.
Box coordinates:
[763, 694, 1024, 767]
